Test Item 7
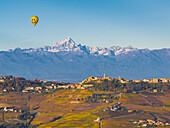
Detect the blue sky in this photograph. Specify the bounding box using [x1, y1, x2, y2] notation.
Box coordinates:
[0, 0, 170, 50]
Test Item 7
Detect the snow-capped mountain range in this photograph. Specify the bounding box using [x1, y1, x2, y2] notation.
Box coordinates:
[1, 37, 170, 82]
[13, 37, 139, 56]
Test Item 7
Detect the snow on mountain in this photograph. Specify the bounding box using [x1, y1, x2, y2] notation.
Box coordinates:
[18, 37, 139, 56]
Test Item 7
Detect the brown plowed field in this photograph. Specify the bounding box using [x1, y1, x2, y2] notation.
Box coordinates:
[126, 97, 149, 104]
[142, 95, 167, 106]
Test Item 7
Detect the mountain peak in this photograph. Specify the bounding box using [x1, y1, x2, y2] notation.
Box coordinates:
[65, 37, 72, 41]
[51, 37, 75, 47]
[59, 37, 75, 46]
[60, 37, 72, 42]
[59, 37, 74, 45]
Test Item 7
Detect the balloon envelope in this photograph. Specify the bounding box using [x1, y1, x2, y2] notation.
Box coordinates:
[31, 16, 39, 26]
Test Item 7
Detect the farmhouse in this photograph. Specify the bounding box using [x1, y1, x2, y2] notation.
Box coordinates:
[3, 89, 7, 92]
[45, 86, 53, 89]
[159, 78, 168, 83]
[143, 79, 150, 82]
[35, 86, 42, 90]
[4, 107, 14, 112]
[83, 84, 94, 88]
[0, 79, 5, 83]
[134, 80, 141, 83]
[57, 85, 70, 89]
[95, 77, 103, 80]
[153, 89, 158, 92]
[25, 87, 34, 90]
[22, 90, 28, 93]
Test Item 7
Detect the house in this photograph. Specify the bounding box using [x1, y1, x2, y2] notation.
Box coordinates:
[51, 84, 57, 89]
[106, 77, 114, 81]
[53, 85, 57, 89]
[153, 89, 158, 92]
[156, 121, 164, 126]
[87, 76, 94, 81]
[133, 91, 137, 94]
[83, 84, 93, 88]
[11, 87, 15, 90]
[79, 87, 85, 90]
[67, 84, 76, 89]
[22, 90, 28, 93]
[143, 79, 149, 82]
[45, 88, 49, 92]
[152, 78, 158, 83]
[165, 122, 170, 126]
[138, 120, 146, 124]
[142, 124, 147, 127]
[4, 107, 8, 111]
[132, 121, 138, 124]
[51, 84, 56, 86]
[147, 119, 155, 124]
[159, 78, 168, 83]
[0, 79, 5, 83]
[25, 87, 34, 90]
[74, 84, 81, 88]
[14, 109, 18, 112]
[128, 110, 134, 113]
[79, 79, 87, 85]
[95, 77, 103, 80]
[57, 85, 70, 89]
[105, 100, 110, 104]
[167, 78, 170, 82]
[120, 80, 127, 83]
[134, 80, 141, 83]
[35, 86, 42, 90]
[94, 117, 102, 122]
[45, 86, 53, 89]
[4, 107, 14, 112]
[3, 89, 7, 92]
[110, 107, 118, 111]
[38, 90, 42, 93]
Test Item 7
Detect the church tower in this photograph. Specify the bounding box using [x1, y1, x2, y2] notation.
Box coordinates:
[104, 73, 106, 79]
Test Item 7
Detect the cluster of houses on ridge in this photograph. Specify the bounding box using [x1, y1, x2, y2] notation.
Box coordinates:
[80, 74, 170, 84]
[21, 83, 83, 93]
[132, 119, 170, 127]
[0, 74, 170, 93]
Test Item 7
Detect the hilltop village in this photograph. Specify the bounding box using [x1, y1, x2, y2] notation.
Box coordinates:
[0, 75, 169, 128]
[0, 74, 170, 93]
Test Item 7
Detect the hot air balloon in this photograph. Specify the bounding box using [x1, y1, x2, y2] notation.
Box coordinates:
[31, 16, 39, 26]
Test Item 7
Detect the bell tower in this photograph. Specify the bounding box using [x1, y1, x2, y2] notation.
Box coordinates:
[104, 73, 106, 79]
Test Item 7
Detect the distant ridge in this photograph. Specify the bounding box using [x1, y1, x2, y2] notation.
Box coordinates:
[0, 37, 170, 81]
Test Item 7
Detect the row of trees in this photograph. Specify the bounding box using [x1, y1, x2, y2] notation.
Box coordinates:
[0, 76, 42, 92]
[0, 75, 66, 92]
